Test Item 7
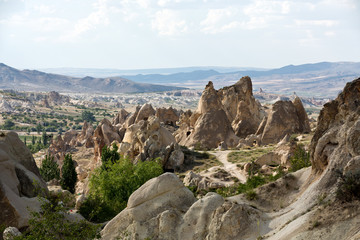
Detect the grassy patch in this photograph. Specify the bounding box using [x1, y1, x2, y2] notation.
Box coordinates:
[227, 146, 275, 164]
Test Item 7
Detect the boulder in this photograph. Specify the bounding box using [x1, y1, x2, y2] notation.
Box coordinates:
[259, 99, 311, 145]
[0, 132, 46, 229]
[3, 227, 21, 240]
[101, 173, 261, 240]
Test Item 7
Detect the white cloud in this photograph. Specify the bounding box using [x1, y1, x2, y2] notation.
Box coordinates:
[200, 8, 239, 34]
[152, 9, 187, 36]
[295, 20, 338, 27]
[324, 31, 335, 36]
[33, 4, 55, 14]
[60, 0, 110, 41]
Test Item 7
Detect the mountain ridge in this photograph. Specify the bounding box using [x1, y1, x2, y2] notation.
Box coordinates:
[0, 63, 187, 93]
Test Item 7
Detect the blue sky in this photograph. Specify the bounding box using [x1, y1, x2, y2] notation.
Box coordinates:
[0, 0, 359, 69]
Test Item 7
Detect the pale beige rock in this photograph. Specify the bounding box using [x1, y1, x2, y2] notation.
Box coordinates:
[176, 81, 239, 149]
[112, 108, 129, 125]
[135, 103, 155, 123]
[3, 227, 22, 240]
[0, 131, 46, 229]
[218, 76, 264, 138]
[260, 99, 311, 145]
[156, 106, 179, 126]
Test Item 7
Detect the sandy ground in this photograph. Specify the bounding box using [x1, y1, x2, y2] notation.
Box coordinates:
[209, 150, 247, 183]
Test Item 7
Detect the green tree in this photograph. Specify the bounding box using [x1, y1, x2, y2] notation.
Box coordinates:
[81, 111, 96, 123]
[14, 195, 100, 240]
[290, 144, 311, 172]
[36, 123, 43, 134]
[24, 136, 27, 146]
[3, 119, 15, 129]
[79, 152, 163, 222]
[40, 155, 60, 182]
[42, 131, 48, 146]
[60, 154, 77, 194]
[32, 135, 36, 145]
[100, 143, 120, 170]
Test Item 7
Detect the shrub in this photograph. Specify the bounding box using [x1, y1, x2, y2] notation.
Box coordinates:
[81, 111, 96, 123]
[14, 195, 100, 240]
[60, 154, 77, 194]
[289, 144, 310, 172]
[100, 144, 120, 170]
[336, 170, 360, 202]
[39, 155, 60, 182]
[80, 157, 163, 222]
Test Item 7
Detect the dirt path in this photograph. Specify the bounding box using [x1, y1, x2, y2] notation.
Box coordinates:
[209, 150, 247, 183]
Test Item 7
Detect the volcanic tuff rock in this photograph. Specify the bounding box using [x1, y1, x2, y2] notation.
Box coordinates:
[112, 108, 129, 126]
[258, 98, 311, 145]
[134, 103, 156, 123]
[93, 118, 122, 162]
[310, 78, 360, 174]
[156, 106, 180, 126]
[119, 116, 184, 169]
[101, 173, 262, 240]
[0, 132, 47, 229]
[176, 81, 239, 149]
[218, 76, 263, 138]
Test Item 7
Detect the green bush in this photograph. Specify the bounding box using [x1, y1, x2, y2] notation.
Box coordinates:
[336, 170, 360, 202]
[39, 155, 60, 182]
[81, 111, 96, 123]
[14, 195, 100, 240]
[290, 144, 311, 172]
[80, 156, 163, 222]
[100, 144, 120, 170]
[60, 154, 77, 194]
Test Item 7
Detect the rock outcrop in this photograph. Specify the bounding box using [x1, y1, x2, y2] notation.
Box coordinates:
[310, 78, 360, 174]
[93, 118, 122, 161]
[101, 173, 261, 240]
[112, 109, 129, 126]
[175, 81, 239, 149]
[119, 116, 184, 170]
[258, 98, 311, 145]
[135, 103, 156, 123]
[76, 121, 94, 148]
[156, 107, 179, 126]
[218, 76, 263, 137]
[0, 132, 47, 229]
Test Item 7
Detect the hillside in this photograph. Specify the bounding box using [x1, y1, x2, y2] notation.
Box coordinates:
[0, 63, 186, 93]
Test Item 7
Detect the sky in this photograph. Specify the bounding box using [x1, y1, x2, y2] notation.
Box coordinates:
[0, 0, 359, 70]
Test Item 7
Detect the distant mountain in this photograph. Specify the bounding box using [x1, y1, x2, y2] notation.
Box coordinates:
[124, 62, 360, 97]
[0, 63, 186, 93]
[40, 66, 266, 77]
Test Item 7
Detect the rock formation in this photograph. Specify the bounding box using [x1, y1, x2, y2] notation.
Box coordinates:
[119, 116, 184, 170]
[156, 107, 180, 126]
[218, 76, 263, 137]
[76, 121, 94, 148]
[258, 98, 311, 145]
[101, 79, 360, 240]
[135, 103, 156, 123]
[101, 173, 261, 240]
[310, 78, 360, 174]
[112, 108, 129, 126]
[175, 81, 239, 149]
[0, 132, 47, 229]
[93, 118, 122, 161]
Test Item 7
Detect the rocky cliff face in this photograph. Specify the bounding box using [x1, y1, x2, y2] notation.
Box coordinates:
[176, 81, 239, 149]
[218, 76, 263, 138]
[0, 132, 47, 229]
[310, 78, 360, 174]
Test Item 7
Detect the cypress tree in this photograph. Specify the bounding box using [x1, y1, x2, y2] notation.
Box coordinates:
[60, 154, 77, 193]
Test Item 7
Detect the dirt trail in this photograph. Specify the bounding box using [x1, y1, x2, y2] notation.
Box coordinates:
[209, 150, 247, 183]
